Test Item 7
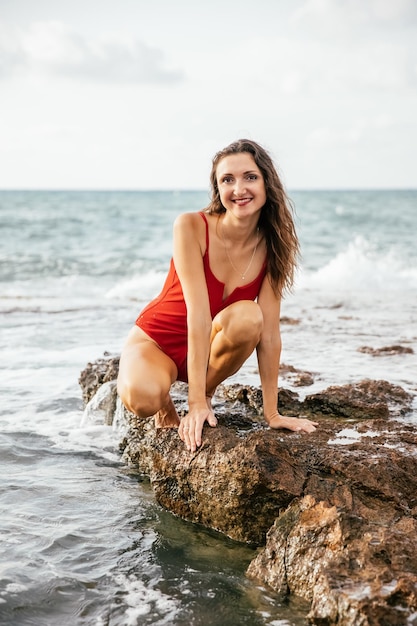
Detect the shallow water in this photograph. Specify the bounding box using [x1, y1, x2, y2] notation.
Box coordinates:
[0, 431, 309, 626]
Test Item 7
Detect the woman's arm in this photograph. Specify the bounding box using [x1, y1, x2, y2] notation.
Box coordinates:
[256, 276, 282, 419]
[257, 277, 318, 433]
[172, 212, 217, 451]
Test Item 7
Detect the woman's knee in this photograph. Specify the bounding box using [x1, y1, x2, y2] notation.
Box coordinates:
[117, 348, 172, 418]
[218, 300, 263, 345]
[117, 376, 168, 418]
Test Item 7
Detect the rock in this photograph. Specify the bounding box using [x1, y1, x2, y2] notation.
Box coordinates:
[119, 421, 308, 544]
[78, 354, 120, 404]
[81, 380, 118, 426]
[358, 345, 414, 356]
[304, 379, 413, 419]
[247, 495, 417, 626]
[280, 363, 315, 387]
[280, 316, 301, 325]
[79, 356, 417, 625]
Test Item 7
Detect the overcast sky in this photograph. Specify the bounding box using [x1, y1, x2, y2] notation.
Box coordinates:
[0, 0, 416, 190]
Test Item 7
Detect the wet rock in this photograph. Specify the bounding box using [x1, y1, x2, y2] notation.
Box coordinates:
[280, 316, 301, 325]
[303, 379, 413, 419]
[81, 380, 118, 426]
[79, 356, 417, 625]
[280, 363, 315, 387]
[217, 383, 307, 416]
[293, 373, 315, 387]
[120, 420, 308, 544]
[78, 354, 120, 404]
[247, 495, 417, 626]
[358, 345, 414, 356]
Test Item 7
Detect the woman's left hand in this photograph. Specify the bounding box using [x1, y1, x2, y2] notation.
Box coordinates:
[267, 412, 318, 433]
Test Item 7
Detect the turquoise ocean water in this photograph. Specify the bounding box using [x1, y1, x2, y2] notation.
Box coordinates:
[1, 189, 416, 625]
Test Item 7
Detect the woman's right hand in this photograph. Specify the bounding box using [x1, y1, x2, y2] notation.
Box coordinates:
[178, 404, 217, 452]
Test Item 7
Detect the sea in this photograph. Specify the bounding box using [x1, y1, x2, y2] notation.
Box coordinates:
[1, 189, 416, 626]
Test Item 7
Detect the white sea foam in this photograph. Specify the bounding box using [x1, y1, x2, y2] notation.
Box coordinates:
[297, 236, 417, 292]
[105, 270, 165, 301]
[113, 573, 179, 626]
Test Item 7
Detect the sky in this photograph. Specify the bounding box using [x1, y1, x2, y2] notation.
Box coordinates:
[0, 0, 416, 190]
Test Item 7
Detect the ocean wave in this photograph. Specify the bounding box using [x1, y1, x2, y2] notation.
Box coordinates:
[297, 236, 417, 292]
[105, 271, 166, 302]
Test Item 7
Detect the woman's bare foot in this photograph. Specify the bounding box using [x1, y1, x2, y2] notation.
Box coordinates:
[154, 395, 180, 428]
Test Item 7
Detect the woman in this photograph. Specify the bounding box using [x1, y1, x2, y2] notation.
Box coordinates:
[117, 139, 318, 452]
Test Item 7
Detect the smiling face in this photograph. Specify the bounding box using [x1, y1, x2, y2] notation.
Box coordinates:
[216, 152, 267, 218]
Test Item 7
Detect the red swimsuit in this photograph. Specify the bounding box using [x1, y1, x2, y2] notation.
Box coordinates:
[136, 212, 267, 382]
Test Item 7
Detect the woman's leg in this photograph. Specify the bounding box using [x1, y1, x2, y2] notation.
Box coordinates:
[117, 326, 180, 427]
[206, 300, 263, 398]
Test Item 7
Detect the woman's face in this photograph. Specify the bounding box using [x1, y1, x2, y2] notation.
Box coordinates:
[216, 152, 267, 218]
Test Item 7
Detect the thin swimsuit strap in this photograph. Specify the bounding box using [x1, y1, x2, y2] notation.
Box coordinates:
[198, 211, 209, 251]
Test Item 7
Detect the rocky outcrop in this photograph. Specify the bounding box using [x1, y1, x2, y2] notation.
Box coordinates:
[79, 352, 120, 405]
[247, 495, 417, 625]
[358, 345, 414, 356]
[79, 356, 417, 625]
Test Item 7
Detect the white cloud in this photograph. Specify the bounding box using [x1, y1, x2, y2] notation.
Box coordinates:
[0, 20, 183, 84]
[306, 124, 364, 148]
[369, 0, 417, 23]
[217, 33, 416, 104]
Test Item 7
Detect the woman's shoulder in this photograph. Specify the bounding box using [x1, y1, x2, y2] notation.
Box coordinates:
[174, 210, 207, 232]
[174, 210, 203, 222]
[174, 211, 206, 241]
[173, 211, 209, 256]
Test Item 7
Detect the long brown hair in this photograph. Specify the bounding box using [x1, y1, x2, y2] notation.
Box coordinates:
[205, 139, 299, 296]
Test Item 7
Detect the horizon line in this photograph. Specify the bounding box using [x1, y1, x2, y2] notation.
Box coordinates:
[0, 186, 416, 193]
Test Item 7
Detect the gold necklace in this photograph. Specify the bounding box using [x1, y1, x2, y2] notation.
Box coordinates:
[221, 222, 260, 281]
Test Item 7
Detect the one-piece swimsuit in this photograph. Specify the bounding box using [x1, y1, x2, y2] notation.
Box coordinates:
[136, 211, 267, 382]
